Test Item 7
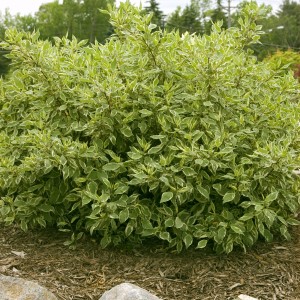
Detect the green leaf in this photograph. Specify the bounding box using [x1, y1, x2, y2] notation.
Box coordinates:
[102, 178, 111, 188]
[159, 231, 171, 242]
[280, 225, 291, 240]
[196, 239, 208, 249]
[164, 218, 174, 227]
[141, 219, 153, 230]
[62, 165, 70, 179]
[203, 101, 213, 106]
[14, 76, 24, 90]
[263, 208, 276, 226]
[82, 195, 93, 206]
[175, 216, 184, 229]
[161, 192, 173, 203]
[215, 227, 226, 243]
[20, 220, 28, 231]
[148, 145, 163, 154]
[120, 126, 133, 137]
[87, 181, 98, 194]
[223, 192, 235, 204]
[148, 23, 157, 30]
[27, 184, 44, 192]
[195, 158, 209, 167]
[182, 167, 196, 176]
[287, 218, 300, 225]
[75, 177, 88, 184]
[119, 208, 129, 223]
[127, 152, 143, 160]
[44, 159, 53, 174]
[60, 155, 67, 166]
[100, 235, 111, 248]
[243, 234, 254, 246]
[222, 210, 234, 220]
[176, 240, 183, 253]
[183, 233, 193, 249]
[125, 223, 134, 237]
[162, 205, 173, 216]
[99, 193, 110, 202]
[4, 216, 15, 224]
[262, 228, 273, 242]
[265, 191, 278, 204]
[150, 135, 166, 140]
[239, 213, 255, 221]
[197, 185, 209, 199]
[114, 184, 128, 195]
[103, 162, 120, 171]
[139, 109, 153, 116]
[37, 217, 46, 228]
[258, 222, 265, 235]
[225, 240, 233, 253]
[230, 224, 244, 234]
[141, 229, 156, 236]
[38, 204, 55, 213]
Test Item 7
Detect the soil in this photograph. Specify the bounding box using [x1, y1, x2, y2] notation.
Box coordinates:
[0, 225, 300, 300]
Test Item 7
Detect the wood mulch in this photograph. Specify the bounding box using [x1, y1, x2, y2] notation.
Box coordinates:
[0, 225, 299, 300]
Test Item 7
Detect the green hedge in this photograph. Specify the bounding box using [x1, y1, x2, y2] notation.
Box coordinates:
[0, 2, 299, 253]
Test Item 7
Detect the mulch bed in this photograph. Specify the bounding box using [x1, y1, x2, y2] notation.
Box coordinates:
[0, 225, 299, 300]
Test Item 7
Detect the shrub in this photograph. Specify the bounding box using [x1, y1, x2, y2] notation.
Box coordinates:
[0, 2, 299, 253]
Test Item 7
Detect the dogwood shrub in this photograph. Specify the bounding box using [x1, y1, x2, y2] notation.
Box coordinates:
[0, 2, 299, 253]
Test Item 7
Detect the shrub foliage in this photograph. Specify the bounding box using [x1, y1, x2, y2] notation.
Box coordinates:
[0, 2, 299, 253]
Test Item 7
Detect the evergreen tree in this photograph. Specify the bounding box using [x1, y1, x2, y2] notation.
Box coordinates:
[166, 0, 212, 35]
[143, 0, 165, 29]
[210, 0, 227, 28]
[166, 0, 202, 34]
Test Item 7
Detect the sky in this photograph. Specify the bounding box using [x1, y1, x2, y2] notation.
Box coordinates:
[0, 0, 286, 17]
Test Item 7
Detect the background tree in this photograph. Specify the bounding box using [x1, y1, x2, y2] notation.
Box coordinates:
[166, 0, 212, 35]
[204, 0, 227, 33]
[143, 0, 165, 29]
[264, 0, 300, 50]
[81, 0, 114, 43]
[63, 0, 80, 39]
[35, 1, 67, 39]
[35, 0, 114, 43]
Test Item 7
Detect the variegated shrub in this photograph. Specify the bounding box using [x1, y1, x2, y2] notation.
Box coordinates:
[0, 2, 299, 253]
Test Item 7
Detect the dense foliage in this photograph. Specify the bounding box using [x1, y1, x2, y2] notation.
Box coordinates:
[1, 0, 300, 76]
[0, 0, 114, 76]
[0, 2, 299, 253]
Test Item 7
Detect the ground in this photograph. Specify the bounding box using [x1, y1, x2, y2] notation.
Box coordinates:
[0, 225, 299, 300]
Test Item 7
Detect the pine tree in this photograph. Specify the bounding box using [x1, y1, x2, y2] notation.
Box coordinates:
[166, 0, 204, 34]
[143, 0, 165, 29]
